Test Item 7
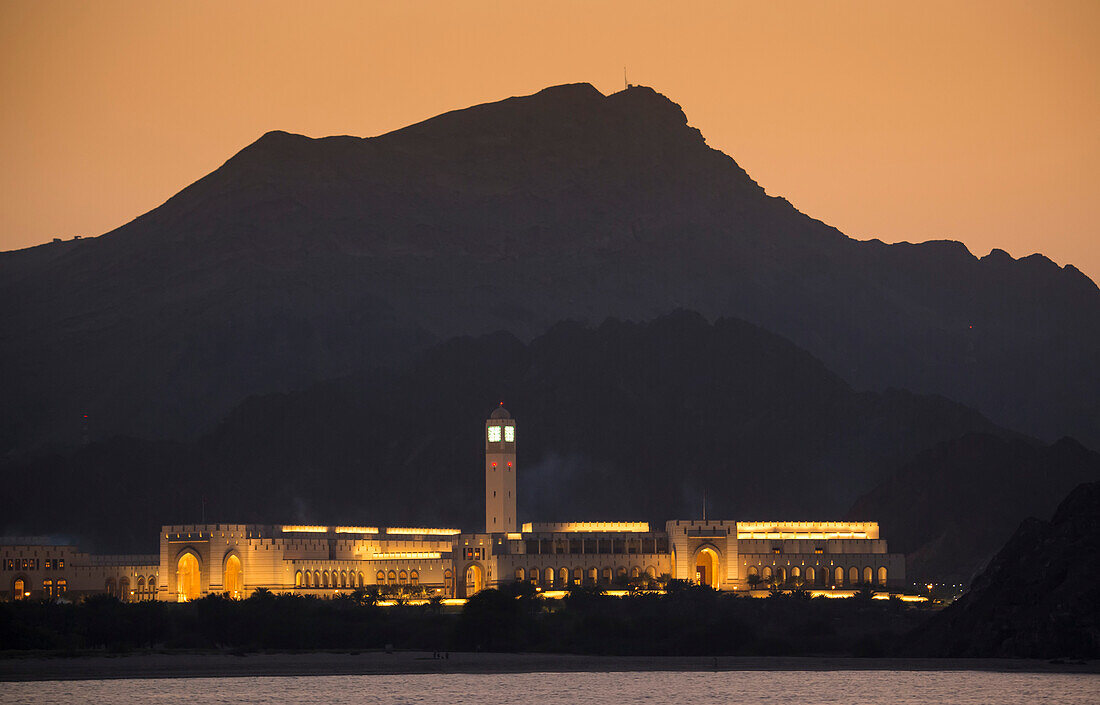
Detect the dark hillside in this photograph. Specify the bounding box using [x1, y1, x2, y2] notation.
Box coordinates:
[908, 481, 1100, 658]
[1, 311, 1012, 553]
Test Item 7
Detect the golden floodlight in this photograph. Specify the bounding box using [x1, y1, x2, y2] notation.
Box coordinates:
[281, 525, 328, 533]
[385, 528, 461, 536]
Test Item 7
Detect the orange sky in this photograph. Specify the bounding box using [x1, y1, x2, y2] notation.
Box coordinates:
[2, 1, 1098, 281]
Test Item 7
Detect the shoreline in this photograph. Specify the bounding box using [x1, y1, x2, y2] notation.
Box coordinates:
[1, 651, 1096, 682]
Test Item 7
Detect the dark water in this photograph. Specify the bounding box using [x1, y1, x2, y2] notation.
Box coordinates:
[4, 671, 1097, 704]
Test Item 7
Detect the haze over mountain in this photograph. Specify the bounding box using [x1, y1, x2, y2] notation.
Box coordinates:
[0, 312, 1015, 553]
[908, 480, 1100, 658]
[847, 433, 1100, 583]
[1, 83, 1097, 453]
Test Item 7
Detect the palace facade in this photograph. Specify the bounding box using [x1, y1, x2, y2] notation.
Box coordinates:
[2, 407, 905, 601]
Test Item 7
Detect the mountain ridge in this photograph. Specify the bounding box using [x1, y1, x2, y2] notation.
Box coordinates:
[0, 83, 1096, 451]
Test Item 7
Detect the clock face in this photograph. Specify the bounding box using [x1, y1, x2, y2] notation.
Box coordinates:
[487, 426, 502, 443]
[504, 425, 515, 443]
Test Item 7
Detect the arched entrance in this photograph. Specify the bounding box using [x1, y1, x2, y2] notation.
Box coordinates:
[12, 577, 26, 599]
[465, 564, 483, 596]
[224, 554, 243, 599]
[694, 547, 720, 589]
[177, 552, 201, 602]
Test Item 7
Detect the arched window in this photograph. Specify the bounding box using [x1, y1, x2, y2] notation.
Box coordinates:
[137, 577, 145, 600]
[849, 566, 859, 585]
[747, 566, 759, 576]
[387, 570, 397, 584]
[341, 570, 348, 588]
[544, 568, 554, 588]
[515, 568, 525, 582]
[306, 571, 314, 588]
[602, 567, 612, 585]
[148, 576, 156, 598]
[410, 570, 419, 586]
[444, 569, 453, 592]
[645, 566, 656, 579]
[530, 567, 539, 585]
[863, 567, 873, 585]
[358, 572, 365, 588]
[106, 577, 117, 598]
[120, 577, 131, 602]
[791, 567, 801, 579]
[313, 570, 321, 587]
[57, 579, 67, 595]
[43, 579, 53, 598]
[295, 571, 303, 588]
[877, 567, 888, 585]
[376, 570, 385, 584]
[630, 566, 640, 579]
[776, 568, 786, 585]
[559, 567, 568, 585]
[176, 553, 201, 602]
[573, 567, 583, 585]
[13, 578, 26, 599]
[616, 566, 627, 580]
[587, 567, 598, 585]
[224, 555, 243, 599]
[322, 571, 330, 588]
[835, 566, 845, 585]
[399, 570, 408, 584]
[762, 567, 772, 580]
[806, 567, 815, 584]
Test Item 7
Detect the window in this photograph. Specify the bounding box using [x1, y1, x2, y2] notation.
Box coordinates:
[814, 547, 824, 554]
[59, 559, 64, 569]
[410, 571, 419, 586]
[295, 571, 303, 588]
[57, 579, 66, 595]
[504, 426, 515, 442]
[773, 547, 781, 554]
[376, 571, 385, 584]
[487, 426, 502, 442]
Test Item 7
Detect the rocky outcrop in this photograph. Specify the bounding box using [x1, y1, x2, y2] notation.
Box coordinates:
[908, 481, 1100, 658]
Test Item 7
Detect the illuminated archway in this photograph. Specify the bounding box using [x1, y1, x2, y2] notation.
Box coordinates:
[465, 564, 484, 596]
[863, 566, 873, 585]
[834, 566, 844, 586]
[13, 577, 26, 599]
[177, 552, 201, 602]
[877, 566, 888, 585]
[694, 547, 720, 589]
[224, 554, 243, 599]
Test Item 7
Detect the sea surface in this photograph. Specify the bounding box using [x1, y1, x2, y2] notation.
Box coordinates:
[4, 670, 1098, 704]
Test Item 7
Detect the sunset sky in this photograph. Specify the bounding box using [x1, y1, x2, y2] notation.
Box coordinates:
[2, 1, 1097, 281]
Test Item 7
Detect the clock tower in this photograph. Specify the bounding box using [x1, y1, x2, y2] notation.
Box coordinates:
[485, 404, 517, 533]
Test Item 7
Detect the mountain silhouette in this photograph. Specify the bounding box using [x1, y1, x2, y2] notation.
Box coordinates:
[1, 83, 1097, 451]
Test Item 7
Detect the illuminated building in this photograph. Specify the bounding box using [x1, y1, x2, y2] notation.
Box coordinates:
[2, 407, 904, 600]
